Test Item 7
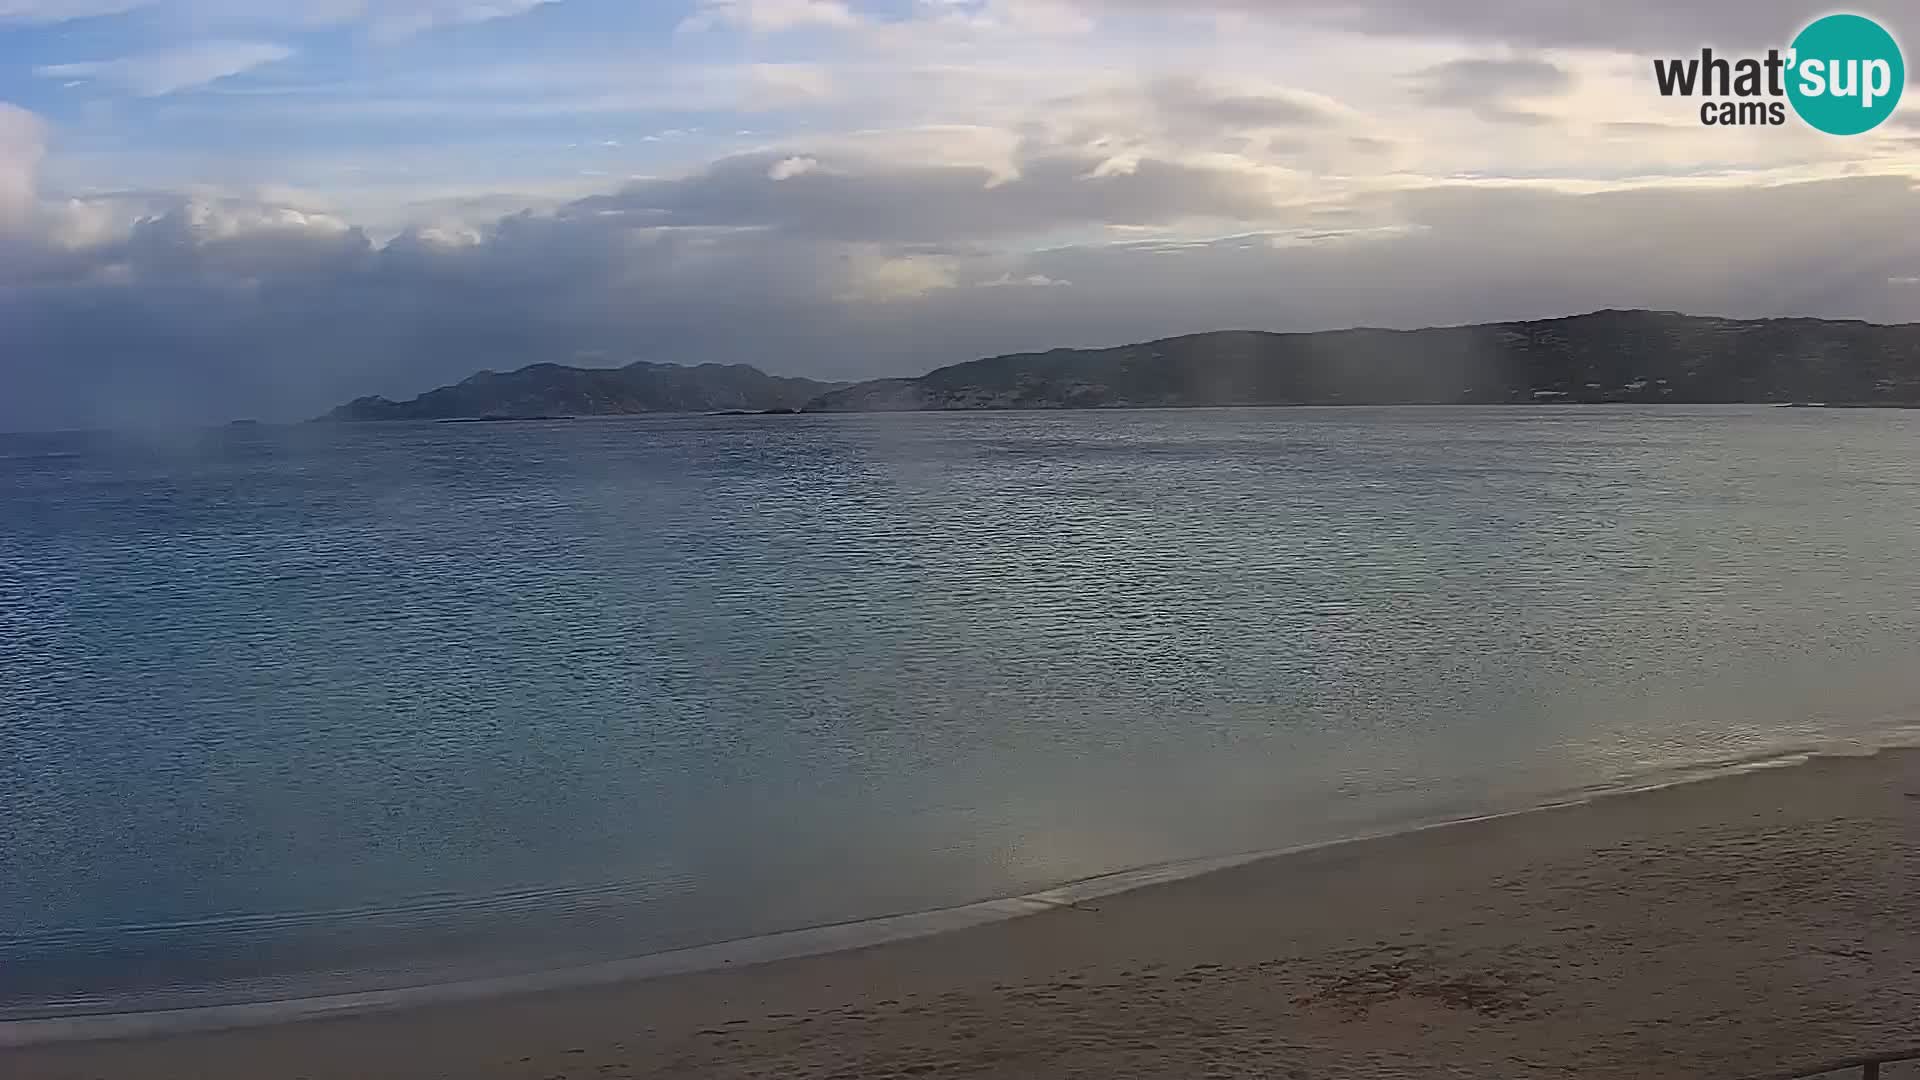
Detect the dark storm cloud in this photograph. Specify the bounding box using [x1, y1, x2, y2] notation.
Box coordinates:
[5, 171, 1920, 431]
[0, 201, 847, 429]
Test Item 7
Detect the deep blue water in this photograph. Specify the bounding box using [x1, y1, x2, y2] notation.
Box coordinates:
[5, 406, 1920, 1020]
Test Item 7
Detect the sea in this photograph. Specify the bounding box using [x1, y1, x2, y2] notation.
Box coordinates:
[5, 405, 1920, 1034]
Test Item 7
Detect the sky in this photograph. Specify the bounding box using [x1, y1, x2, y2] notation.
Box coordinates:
[2, 0, 1919, 428]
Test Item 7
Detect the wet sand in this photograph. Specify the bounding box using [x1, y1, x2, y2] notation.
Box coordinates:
[7, 748, 1917, 1080]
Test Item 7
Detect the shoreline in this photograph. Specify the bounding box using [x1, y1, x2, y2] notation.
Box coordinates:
[0, 737, 1888, 1046]
[15, 401, 1920, 440]
[7, 743, 1918, 1078]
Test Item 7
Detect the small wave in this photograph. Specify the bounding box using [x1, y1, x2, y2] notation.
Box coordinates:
[7, 729, 1917, 1049]
[0, 876, 680, 951]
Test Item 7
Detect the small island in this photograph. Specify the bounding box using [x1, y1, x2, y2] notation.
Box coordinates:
[323, 361, 845, 422]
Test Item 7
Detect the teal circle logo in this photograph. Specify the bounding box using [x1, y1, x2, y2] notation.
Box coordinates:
[1787, 14, 1905, 135]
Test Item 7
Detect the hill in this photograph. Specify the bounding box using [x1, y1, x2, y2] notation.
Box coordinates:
[801, 310, 1920, 411]
[325, 361, 845, 421]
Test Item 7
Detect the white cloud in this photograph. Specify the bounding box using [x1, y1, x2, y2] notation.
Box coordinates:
[978, 271, 1070, 287]
[0, 104, 46, 229]
[35, 40, 294, 96]
[357, 0, 562, 42]
[392, 220, 484, 249]
[912, 0, 1093, 35]
[837, 250, 957, 300]
[1407, 56, 1574, 125]
[0, 0, 146, 22]
[1063, 0, 1837, 51]
[164, 198, 355, 239]
[681, 0, 860, 33]
[747, 63, 835, 108]
[2, 0, 560, 36]
[767, 155, 821, 180]
[45, 196, 142, 249]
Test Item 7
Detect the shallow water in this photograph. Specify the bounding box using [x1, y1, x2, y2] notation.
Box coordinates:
[5, 406, 1920, 1021]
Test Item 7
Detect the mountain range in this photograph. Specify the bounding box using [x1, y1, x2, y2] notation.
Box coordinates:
[325, 310, 1920, 421]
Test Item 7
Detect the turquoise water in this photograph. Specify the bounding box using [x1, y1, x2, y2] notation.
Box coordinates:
[5, 406, 1920, 1021]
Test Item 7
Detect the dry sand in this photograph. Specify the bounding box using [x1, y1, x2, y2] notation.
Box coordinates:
[7, 748, 1918, 1080]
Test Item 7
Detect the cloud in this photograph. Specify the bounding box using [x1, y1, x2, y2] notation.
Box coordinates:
[571, 148, 1284, 242]
[1016, 73, 1371, 172]
[978, 271, 1070, 287]
[360, 0, 563, 42]
[0, 104, 45, 228]
[918, 0, 1094, 36]
[0, 193, 853, 428]
[6, 0, 1920, 431]
[1093, 0, 1847, 51]
[838, 250, 957, 300]
[35, 40, 294, 95]
[3, 0, 560, 36]
[1410, 57, 1572, 106]
[746, 63, 836, 108]
[0, 0, 146, 21]
[767, 155, 821, 180]
[1145, 76, 1342, 130]
[1407, 57, 1573, 125]
[681, 0, 860, 33]
[7, 165, 1920, 431]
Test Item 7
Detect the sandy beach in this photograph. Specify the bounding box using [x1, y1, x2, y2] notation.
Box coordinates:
[7, 748, 1917, 1080]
